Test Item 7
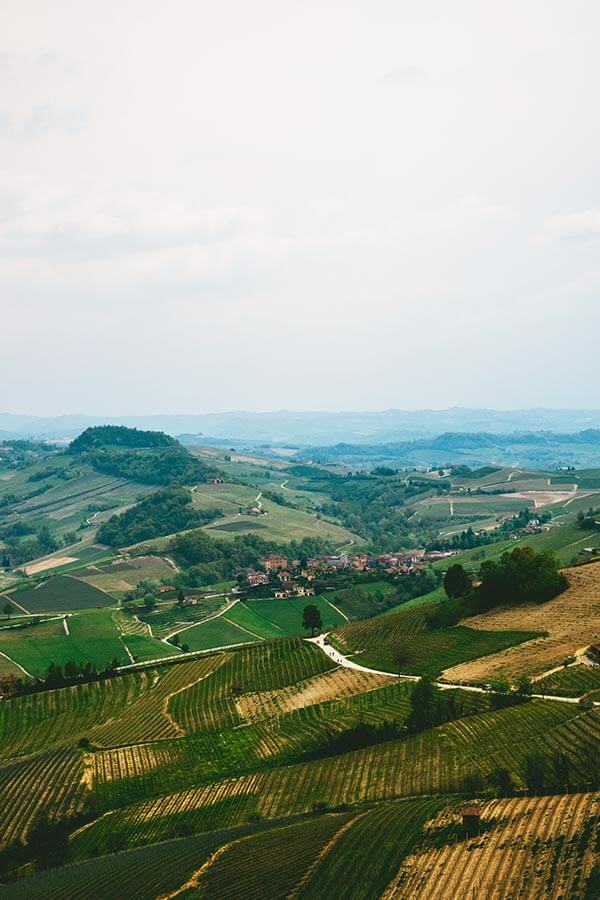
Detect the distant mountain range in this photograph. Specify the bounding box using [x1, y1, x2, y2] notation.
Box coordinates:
[4, 408, 600, 445]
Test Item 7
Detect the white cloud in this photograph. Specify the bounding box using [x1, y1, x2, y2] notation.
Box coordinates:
[541, 209, 600, 242]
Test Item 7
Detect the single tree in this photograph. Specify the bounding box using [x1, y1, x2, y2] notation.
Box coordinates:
[302, 604, 323, 636]
[27, 816, 70, 869]
[3, 601, 13, 620]
[406, 677, 439, 732]
[392, 643, 416, 674]
[177, 589, 185, 607]
[524, 751, 546, 795]
[443, 564, 471, 599]
[486, 767, 514, 796]
[517, 674, 533, 696]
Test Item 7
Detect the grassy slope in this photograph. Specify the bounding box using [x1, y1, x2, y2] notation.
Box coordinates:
[181, 596, 346, 651]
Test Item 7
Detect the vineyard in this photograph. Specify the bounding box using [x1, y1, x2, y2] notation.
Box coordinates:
[0, 747, 88, 849]
[333, 602, 539, 676]
[444, 561, 600, 683]
[0, 668, 156, 759]
[1, 559, 599, 897]
[386, 792, 600, 899]
[540, 664, 600, 697]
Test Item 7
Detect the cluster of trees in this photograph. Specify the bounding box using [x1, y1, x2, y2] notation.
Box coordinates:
[467, 747, 598, 798]
[5, 658, 122, 698]
[292, 470, 435, 550]
[0, 523, 62, 567]
[577, 508, 600, 531]
[86, 445, 219, 486]
[171, 530, 333, 587]
[328, 568, 439, 620]
[97, 487, 222, 547]
[68, 425, 177, 453]
[428, 508, 553, 553]
[68, 425, 222, 486]
[308, 719, 404, 759]
[439, 548, 568, 620]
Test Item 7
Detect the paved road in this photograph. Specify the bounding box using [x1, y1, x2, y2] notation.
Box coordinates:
[308, 633, 597, 706]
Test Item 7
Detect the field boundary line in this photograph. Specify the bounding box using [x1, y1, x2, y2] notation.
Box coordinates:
[163, 597, 239, 642]
[288, 811, 368, 899]
[157, 840, 239, 898]
[0, 650, 34, 678]
[3, 594, 33, 616]
[221, 615, 265, 641]
[323, 597, 349, 622]
[163, 652, 231, 737]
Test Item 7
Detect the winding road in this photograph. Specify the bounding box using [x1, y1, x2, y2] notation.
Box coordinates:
[307, 633, 597, 707]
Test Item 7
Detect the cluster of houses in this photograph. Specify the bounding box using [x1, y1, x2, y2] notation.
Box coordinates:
[511, 518, 552, 537]
[245, 549, 457, 592]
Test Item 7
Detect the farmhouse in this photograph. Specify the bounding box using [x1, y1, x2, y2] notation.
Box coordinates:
[247, 570, 269, 586]
[262, 555, 288, 572]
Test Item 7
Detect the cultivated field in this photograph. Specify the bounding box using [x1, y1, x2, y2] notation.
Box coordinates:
[443, 561, 600, 683]
[76, 555, 177, 595]
[386, 792, 600, 899]
[8, 575, 114, 613]
[333, 602, 539, 676]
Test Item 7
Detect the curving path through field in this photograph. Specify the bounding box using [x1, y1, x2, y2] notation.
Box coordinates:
[307, 633, 598, 706]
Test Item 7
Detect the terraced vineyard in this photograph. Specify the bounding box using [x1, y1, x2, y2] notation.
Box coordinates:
[387, 792, 600, 899]
[333, 603, 540, 676]
[540, 664, 600, 697]
[0, 747, 88, 849]
[0, 668, 156, 758]
[70, 700, 598, 859]
[1, 552, 599, 897]
[169, 638, 335, 733]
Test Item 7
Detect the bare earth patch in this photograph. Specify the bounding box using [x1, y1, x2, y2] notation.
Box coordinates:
[237, 667, 394, 721]
[24, 556, 77, 575]
[498, 490, 574, 507]
[443, 562, 600, 683]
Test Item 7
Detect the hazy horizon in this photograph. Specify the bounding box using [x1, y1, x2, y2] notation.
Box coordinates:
[3, 1, 600, 414]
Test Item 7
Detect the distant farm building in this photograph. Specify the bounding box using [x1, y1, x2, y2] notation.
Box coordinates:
[462, 805, 481, 836]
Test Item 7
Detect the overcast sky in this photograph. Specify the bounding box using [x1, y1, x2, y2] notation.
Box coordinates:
[2, 1, 599, 415]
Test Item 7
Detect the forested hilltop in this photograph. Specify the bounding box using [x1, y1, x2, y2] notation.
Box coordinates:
[69, 426, 222, 486]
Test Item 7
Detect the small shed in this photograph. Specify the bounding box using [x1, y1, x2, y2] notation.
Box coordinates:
[462, 805, 481, 836]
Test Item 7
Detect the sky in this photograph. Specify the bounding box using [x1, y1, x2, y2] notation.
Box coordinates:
[1, 0, 600, 415]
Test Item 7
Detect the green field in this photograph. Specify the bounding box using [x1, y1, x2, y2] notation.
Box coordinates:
[334, 601, 541, 677]
[8, 575, 115, 613]
[0, 609, 128, 676]
[179, 615, 260, 651]
[179, 596, 346, 652]
[191, 481, 360, 546]
[122, 633, 181, 662]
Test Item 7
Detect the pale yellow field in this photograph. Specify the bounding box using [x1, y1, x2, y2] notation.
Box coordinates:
[24, 556, 77, 575]
[236, 667, 393, 722]
[443, 562, 600, 683]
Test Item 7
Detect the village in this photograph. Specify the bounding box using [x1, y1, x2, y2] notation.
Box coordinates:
[241, 548, 456, 600]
